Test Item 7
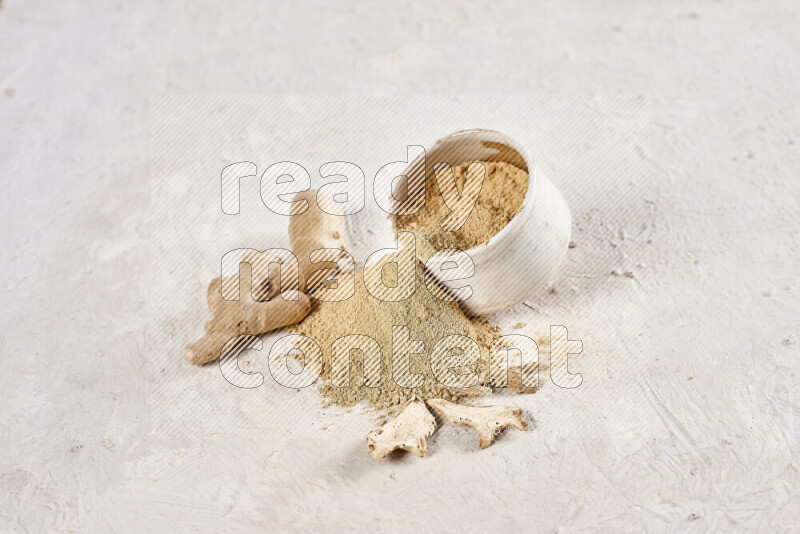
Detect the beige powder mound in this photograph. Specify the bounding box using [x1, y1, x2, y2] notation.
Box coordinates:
[288, 261, 501, 410]
[395, 161, 529, 256]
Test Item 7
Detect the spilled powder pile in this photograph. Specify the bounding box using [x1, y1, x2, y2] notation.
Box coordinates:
[286, 164, 531, 411]
[288, 261, 501, 410]
[395, 161, 529, 256]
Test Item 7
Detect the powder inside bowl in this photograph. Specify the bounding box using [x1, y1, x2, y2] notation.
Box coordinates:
[395, 160, 529, 257]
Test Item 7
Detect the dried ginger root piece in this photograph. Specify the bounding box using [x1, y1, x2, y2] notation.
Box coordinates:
[426, 399, 528, 449]
[506, 362, 539, 394]
[288, 188, 351, 292]
[185, 189, 351, 367]
[448, 384, 493, 398]
[366, 399, 436, 460]
[479, 362, 539, 394]
[185, 271, 311, 365]
[478, 334, 547, 394]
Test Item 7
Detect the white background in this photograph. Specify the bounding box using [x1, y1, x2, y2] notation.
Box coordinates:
[1, 1, 799, 532]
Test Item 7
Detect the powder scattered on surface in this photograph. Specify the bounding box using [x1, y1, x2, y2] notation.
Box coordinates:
[286, 161, 534, 411]
[395, 161, 529, 256]
[288, 261, 501, 410]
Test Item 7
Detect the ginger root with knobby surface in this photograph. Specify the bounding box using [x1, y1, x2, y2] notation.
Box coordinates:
[186, 189, 351, 365]
[185, 270, 310, 365]
[289, 188, 350, 292]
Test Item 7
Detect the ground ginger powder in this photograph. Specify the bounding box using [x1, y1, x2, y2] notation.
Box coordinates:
[395, 160, 529, 257]
[287, 161, 532, 411]
[288, 261, 500, 410]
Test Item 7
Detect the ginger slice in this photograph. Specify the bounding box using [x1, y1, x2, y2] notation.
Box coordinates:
[426, 399, 528, 449]
[366, 399, 436, 460]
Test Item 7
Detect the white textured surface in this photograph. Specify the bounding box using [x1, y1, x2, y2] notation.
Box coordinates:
[1, 1, 799, 532]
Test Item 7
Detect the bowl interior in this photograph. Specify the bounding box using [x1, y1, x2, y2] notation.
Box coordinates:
[390, 129, 535, 257]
